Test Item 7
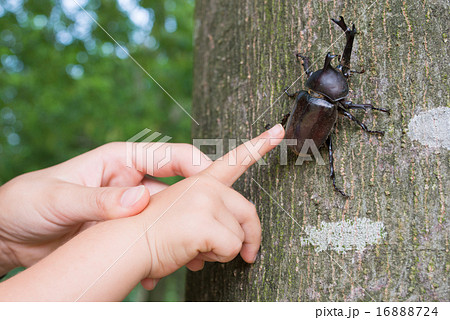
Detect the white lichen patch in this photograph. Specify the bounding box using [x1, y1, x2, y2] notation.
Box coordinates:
[300, 218, 385, 253]
[407, 107, 450, 150]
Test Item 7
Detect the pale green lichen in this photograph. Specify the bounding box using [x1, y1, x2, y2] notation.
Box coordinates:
[300, 217, 385, 253]
[407, 107, 450, 150]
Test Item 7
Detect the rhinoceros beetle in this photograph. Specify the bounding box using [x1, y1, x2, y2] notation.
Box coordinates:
[280, 16, 389, 197]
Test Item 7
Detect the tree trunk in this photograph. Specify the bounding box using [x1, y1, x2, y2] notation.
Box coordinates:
[186, 0, 449, 301]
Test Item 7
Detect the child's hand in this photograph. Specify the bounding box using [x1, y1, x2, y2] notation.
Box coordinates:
[0, 125, 284, 301]
[138, 124, 285, 286]
[0, 142, 212, 274]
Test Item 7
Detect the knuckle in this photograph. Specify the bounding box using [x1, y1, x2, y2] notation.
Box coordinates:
[191, 185, 218, 212]
[197, 173, 221, 190]
[226, 238, 243, 260]
[178, 143, 196, 157]
[45, 181, 62, 203]
[91, 189, 109, 213]
[98, 141, 122, 154]
[182, 143, 207, 158]
[191, 227, 213, 252]
[245, 200, 260, 225]
[103, 141, 121, 149]
[197, 172, 214, 183]
[247, 201, 257, 215]
[190, 144, 209, 160]
[181, 143, 195, 151]
[186, 218, 213, 244]
[238, 227, 246, 242]
[190, 190, 215, 209]
[215, 237, 242, 263]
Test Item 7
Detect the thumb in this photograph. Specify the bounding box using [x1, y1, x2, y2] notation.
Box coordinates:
[53, 183, 150, 222]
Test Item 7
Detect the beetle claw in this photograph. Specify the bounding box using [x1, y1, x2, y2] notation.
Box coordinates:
[337, 189, 350, 198]
[283, 87, 297, 98]
[373, 107, 390, 114]
[348, 67, 365, 75]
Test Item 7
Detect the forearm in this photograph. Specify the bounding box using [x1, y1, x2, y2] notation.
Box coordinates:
[0, 216, 149, 301]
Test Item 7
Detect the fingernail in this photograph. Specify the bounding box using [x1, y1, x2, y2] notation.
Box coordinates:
[268, 123, 283, 137]
[121, 185, 145, 208]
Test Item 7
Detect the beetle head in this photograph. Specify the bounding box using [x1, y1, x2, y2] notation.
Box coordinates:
[305, 53, 349, 102]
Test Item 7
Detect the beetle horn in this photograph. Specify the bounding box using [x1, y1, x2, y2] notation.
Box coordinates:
[331, 16, 347, 32]
[324, 52, 338, 69]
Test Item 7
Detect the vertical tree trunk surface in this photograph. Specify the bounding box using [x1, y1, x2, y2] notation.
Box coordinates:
[186, 0, 449, 301]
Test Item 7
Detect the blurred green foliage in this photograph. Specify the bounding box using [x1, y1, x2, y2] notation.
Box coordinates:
[0, 0, 195, 301]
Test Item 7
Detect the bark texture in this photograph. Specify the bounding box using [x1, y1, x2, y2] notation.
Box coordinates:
[186, 0, 449, 301]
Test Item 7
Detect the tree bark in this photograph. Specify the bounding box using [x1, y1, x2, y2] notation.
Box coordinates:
[186, 0, 449, 301]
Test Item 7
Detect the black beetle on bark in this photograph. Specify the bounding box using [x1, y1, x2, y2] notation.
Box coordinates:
[281, 16, 389, 197]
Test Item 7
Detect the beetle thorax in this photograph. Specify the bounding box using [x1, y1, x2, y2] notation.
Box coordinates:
[305, 67, 349, 102]
[305, 53, 349, 102]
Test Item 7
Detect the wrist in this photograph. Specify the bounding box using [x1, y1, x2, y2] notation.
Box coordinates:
[0, 185, 18, 275]
[130, 215, 154, 278]
[0, 238, 19, 275]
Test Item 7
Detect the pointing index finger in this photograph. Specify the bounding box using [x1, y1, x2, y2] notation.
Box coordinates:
[202, 124, 285, 186]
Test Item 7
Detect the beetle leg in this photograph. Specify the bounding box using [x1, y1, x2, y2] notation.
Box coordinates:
[348, 67, 365, 75]
[326, 135, 349, 198]
[338, 107, 385, 135]
[340, 100, 390, 114]
[283, 87, 299, 98]
[296, 53, 313, 78]
[265, 112, 291, 130]
[280, 113, 290, 127]
[331, 16, 357, 77]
